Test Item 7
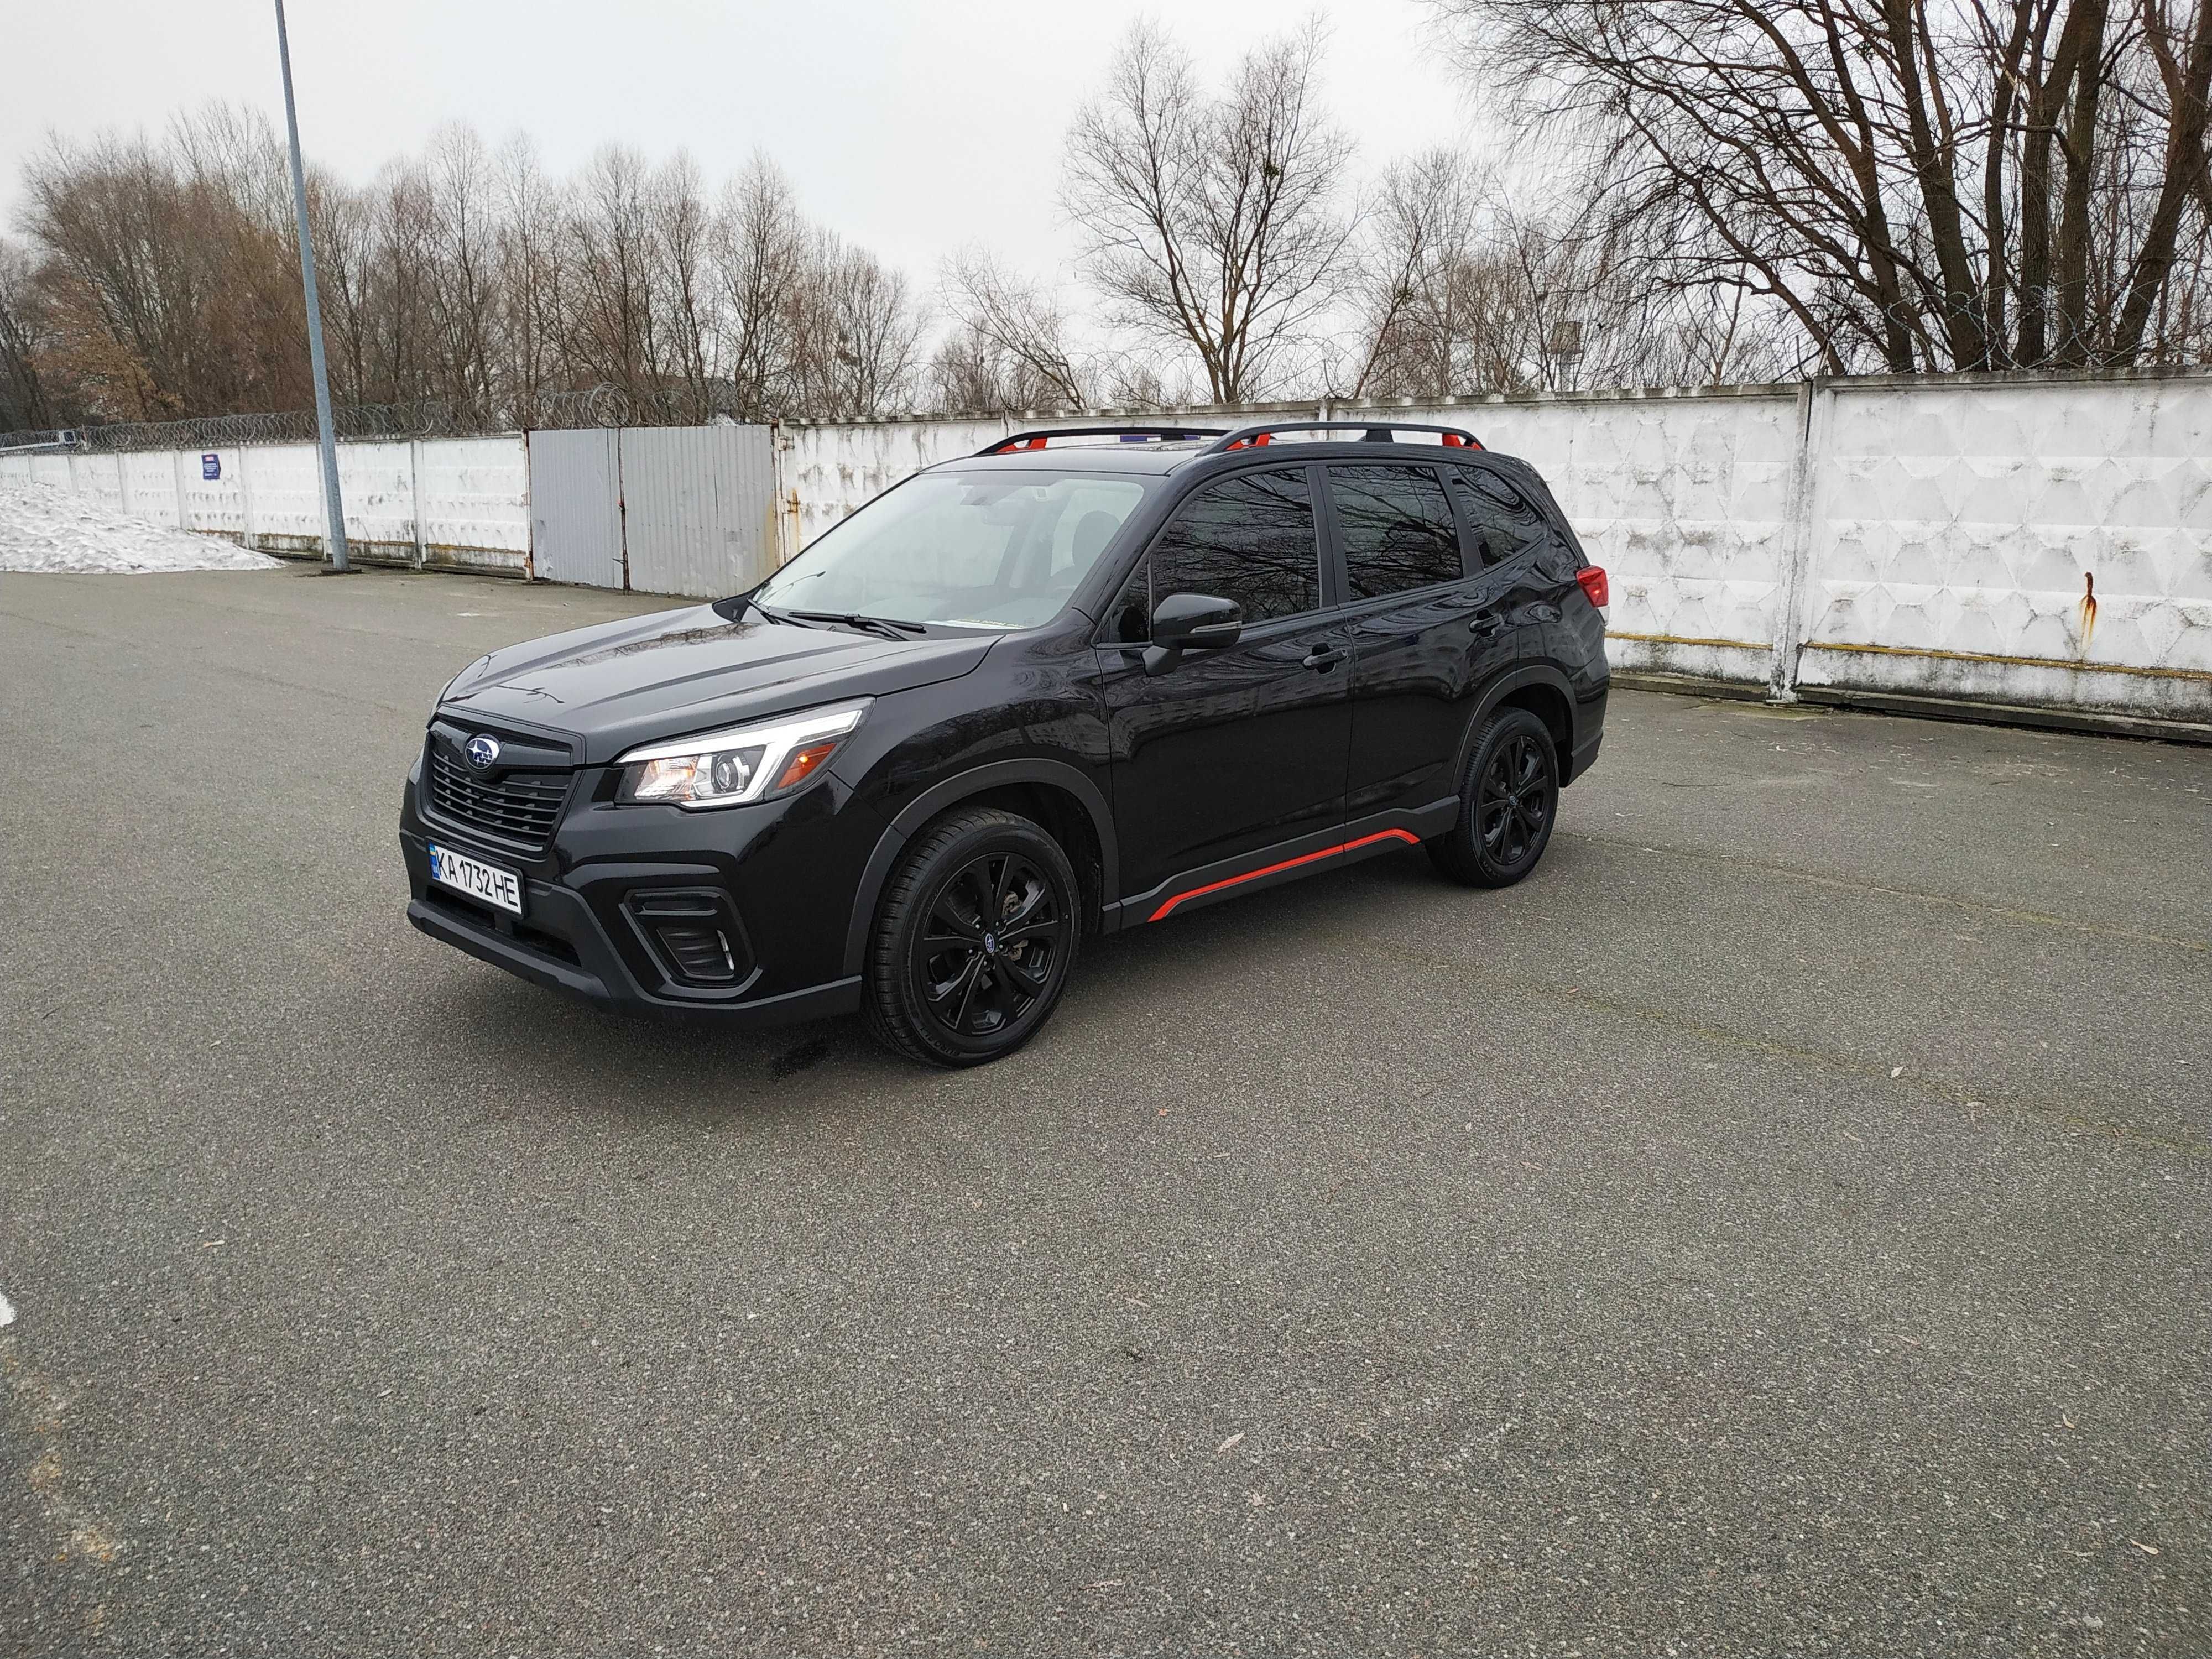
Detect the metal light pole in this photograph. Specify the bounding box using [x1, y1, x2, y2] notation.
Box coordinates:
[274, 0, 350, 572]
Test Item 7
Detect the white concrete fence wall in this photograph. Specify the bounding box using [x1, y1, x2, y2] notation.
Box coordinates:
[0, 436, 534, 576]
[780, 372, 2212, 727]
[6, 370, 2207, 726]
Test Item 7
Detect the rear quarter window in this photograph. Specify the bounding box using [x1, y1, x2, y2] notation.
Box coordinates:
[1449, 467, 1556, 573]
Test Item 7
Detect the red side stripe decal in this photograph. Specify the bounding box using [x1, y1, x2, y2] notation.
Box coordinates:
[1147, 829, 1423, 922]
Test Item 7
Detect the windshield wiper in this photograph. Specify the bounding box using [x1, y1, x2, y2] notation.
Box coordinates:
[783, 609, 928, 640]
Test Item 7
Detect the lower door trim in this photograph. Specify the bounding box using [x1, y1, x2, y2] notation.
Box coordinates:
[1105, 797, 1460, 930]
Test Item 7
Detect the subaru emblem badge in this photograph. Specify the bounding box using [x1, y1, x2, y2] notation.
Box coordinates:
[465, 734, 501, 770]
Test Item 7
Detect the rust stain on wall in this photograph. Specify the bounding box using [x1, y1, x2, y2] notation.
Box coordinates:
[2079, 571, 2098, 655]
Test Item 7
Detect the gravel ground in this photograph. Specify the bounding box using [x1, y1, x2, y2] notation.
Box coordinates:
[3, 565, 2208, 1657]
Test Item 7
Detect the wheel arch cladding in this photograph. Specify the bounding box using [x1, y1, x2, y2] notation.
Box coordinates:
[1495, 684, 1572, 767]
[841, 760, 1118, 978]
[1462, 666, 1579, 785]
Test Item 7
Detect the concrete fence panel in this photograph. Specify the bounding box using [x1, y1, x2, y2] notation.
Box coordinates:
[68, 452, 128, 515]
[1793, 376, 2212, 721]
[776, 416, 1015, 552]
[413, 437, 531, 574]
[121, 452, 182, 526]
[178, 449, 247, 539]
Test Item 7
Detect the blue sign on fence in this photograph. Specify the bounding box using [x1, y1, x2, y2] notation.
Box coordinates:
[201, 453, 221, 481]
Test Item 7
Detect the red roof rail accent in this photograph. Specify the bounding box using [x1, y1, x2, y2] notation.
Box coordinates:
[972, 426, 1232, 456]
[1201, 421, 1483, 455]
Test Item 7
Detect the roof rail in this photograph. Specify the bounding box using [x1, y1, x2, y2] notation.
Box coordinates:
[974, 425, 1232, 456]
[1200, 420, 1483, 455]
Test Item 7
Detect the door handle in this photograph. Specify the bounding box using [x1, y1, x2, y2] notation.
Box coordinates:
[1302, 644, 1345, 672]
[1469, 611, 1506, 635]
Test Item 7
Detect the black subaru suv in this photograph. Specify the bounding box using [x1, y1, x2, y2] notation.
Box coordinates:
[401, 420, 1609, 1066]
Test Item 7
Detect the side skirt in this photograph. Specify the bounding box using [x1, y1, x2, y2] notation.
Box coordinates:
[1102, 798, 1459, 932]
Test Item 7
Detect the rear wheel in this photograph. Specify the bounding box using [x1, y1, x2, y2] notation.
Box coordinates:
[863, 807, 1079, 1067]
[1426, 707, 1559, 888]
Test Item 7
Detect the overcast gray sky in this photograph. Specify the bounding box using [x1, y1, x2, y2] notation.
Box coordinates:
[4, 0, 1479, 281]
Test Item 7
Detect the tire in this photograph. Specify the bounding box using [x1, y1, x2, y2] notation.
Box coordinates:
[1426, 707, 1560, 888]
[862, 807, 1081, 1068]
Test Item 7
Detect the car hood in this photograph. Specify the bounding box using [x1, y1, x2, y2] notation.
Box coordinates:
[439, 603, 999, 765]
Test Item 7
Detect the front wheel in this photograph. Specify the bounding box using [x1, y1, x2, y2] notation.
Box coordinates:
[863, 807, 1080, 1067]
[1426, 707, 1559, 888]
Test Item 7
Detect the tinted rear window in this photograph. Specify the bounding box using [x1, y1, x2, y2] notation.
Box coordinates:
[1328, 465, 1464, 598]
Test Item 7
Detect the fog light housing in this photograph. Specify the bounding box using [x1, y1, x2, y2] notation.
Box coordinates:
[622, 889, 753, 989]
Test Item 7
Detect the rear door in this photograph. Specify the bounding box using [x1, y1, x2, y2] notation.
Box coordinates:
[1328, 461, 1527, 821]
[1458, 463, 1590, 675]
[1095, 465, 1354, 903]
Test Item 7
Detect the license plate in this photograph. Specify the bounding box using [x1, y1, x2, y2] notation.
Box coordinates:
[427, 842, 524, 916]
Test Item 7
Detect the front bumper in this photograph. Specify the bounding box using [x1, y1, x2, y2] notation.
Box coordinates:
[400, 752, 878, 1025]
[404, 883, 860, 1025]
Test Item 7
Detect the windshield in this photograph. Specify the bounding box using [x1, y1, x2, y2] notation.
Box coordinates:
[753, 471, 1150, 629]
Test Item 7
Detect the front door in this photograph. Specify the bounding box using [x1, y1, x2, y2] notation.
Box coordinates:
[1096, 465, 1354, 908]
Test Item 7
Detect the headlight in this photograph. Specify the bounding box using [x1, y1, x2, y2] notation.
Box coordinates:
[614, 701, 870, 810]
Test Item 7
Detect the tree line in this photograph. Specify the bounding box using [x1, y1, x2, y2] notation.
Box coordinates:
[3, 1, 2208, 437]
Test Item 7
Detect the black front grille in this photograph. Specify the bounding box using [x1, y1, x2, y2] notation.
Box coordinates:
[425, 744, 571, 850]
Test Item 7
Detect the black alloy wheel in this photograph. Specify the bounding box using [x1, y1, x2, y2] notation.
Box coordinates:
[1426, 706, 1559, 888]
[1477, 729, 1551, 865]
[865, 807, 1080, 1067]
[915, 849, 1066, 1039]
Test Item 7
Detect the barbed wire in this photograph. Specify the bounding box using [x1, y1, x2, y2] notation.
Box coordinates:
[1, 388, 651, 457]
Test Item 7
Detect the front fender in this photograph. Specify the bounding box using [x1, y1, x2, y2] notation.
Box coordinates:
[838, 758, 1120, 979]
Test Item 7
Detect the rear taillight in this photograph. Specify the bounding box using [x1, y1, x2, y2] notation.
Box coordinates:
[1576, 566, 1609, 608]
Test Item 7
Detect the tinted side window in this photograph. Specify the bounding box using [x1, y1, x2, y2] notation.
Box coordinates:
[1105, 559, 1151, 644]
[1449, 467, 1550, 570]
[1151, 468, 1319, 625]
[1329, 465, 1464, 599]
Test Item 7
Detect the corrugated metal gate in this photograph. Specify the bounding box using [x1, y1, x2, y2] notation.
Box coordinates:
[527, 429, 622, 587]
[525, 424, 774, 597]
[618, 426, 776, 597]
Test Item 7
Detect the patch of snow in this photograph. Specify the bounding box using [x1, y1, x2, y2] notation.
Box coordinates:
[0, 481, 281, 575]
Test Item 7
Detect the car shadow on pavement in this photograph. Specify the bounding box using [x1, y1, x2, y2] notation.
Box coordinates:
[419, 841, 1576, 1130]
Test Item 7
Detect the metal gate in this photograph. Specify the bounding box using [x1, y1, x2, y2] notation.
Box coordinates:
[618, 426, 776, 598]
[527, 429, 623, 588]
[525, 424, 775, 596]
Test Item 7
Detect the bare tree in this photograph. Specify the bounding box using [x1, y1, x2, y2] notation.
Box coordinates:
[785, 234, 922, 417]
[0, 238, 54, 429]
[1063, 19, 1357, 400]
[1426, 0, 2212, 372]
[939, 249, 1089, 408]
[495, 135, 570, 425]
[565, 144, 670, 408]
[651, 152, 719, 421]
[1348, 149, 1489, 395]
[422, 124, 502, 416]
[712, 154, 808, 418]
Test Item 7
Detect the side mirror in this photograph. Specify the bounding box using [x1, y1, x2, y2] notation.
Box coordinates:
[1139, 592, 1242, 676]
[1152, 592, 1242, 650]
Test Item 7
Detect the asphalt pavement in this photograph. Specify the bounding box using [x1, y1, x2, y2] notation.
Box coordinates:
[3, 565, 2208, 1657]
